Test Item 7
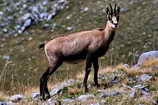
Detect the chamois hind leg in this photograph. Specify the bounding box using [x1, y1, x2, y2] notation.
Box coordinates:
[40, 60, 62, 100]
[83, 54, 93, 93]
[93, 58, 100, 87]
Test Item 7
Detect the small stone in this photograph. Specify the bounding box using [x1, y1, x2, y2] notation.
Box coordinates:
[66, 26, 73, 31]
[42, 99, 61, 105]
[129, 89, 136, 98]
[20, 13, 32, 21]
[134, 84, 146, 89]
[100, 91, 120, 98]
[77, 94, 95, 102]
[0, 11, 3, 16]
[22, 4, 27, 9]
[3, 56, 10, 60]
[120, 8, 129, 13]
[62, 98, 75, 103]
[0, 101, 15, 105]
[83, 7, 89, 12]
[43, 24, 50, 29]
[123, 64, 129, 68]
[90, 103, 100, 105]
[10, 94, 25, 102]
[66, 15, 72, 20]
[50, 88, 61, 96]
[42, 0, 48, 6]
[20, 18, 32, 33]
[138, 74, 152, 82]
[32, 92, 40, 100]
[3, 29, 8, 33]
[40, 13, 49, 20]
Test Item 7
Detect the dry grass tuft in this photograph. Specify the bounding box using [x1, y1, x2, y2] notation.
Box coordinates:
[142, 58, 158, 68]
[68, 87, 82, 95]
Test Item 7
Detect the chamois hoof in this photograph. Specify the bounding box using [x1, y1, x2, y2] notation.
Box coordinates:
[84, 88, 89, 93]
[45, 94, 51, 100]
[40, 94, 50, 101]
[95, 84, 100, 88]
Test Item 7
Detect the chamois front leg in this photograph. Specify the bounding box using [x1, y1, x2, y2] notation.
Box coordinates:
[93, 58, 100, 87]
[83, 54, 93, 93]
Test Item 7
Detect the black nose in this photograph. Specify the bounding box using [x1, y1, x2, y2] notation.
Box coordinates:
[114, 23, 118, 27]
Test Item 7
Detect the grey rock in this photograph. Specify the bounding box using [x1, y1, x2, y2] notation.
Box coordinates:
[0, 102, 15, 105]
[30, 6, 39, 13]
[19, 18, 33, 33]
[10, 94, 25, 102]
[22, 4, 28, 9]
[129, 88, 136, 97]
[39, 12, 55, 21]
[100, 91, 121, 98]
[42, 0, 48, 6]
[138, 74, 152, 82]
[0, 11, 4, 16]
[20, 13, 32, 22]
[32, 92, 40, 100]
[90, 103, 100, 105]
[137, 51, 158, 66]
[76, 94, 95, 102]
[50, 88, 61, 96]
[81, 7, 89, 12]
[0, 0, 69, 34]
[47, 13, 56, 21]
[62, 98, 75, 103]
[3, 56, 10, 60]
[0, 23, 7, 28]
[130, 84, 150, 97]
[133, 84, 146, 89]
[39, 13, 49, 20]
[66, 26, 74, 31]
[42, 99, 61, 105]
[123, 64, 129, 68]
[43, 24, 50, 29]
[2, 29, 8, 33]
[120, 8, 129, 13]
[129, 0, 144, 5]
[26, 0, 36, 3]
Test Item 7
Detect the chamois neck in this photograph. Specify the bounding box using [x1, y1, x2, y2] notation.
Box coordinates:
[104, 21, 116, 39]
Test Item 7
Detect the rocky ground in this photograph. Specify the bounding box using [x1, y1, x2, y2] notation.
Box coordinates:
[0, 0, 68, 35]
[1, 55, 158, 105]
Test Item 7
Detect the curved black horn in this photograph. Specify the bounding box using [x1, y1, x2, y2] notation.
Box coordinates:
[106, 7, 109, 15]
[117, 6, 120, 14]
[114, 3, 117, 15]
[109, 3, 113, 15]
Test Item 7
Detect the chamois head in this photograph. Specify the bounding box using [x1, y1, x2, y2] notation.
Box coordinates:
[106, 4, 120, 29]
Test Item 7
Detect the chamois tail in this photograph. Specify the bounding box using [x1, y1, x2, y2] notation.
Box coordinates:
[39, 43, 45, 49]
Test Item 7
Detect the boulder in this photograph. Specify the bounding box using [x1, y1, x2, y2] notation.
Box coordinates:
[137, 51, 158, 66]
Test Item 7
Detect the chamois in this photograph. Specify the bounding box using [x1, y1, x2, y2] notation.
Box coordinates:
[39, 4, 120, 100]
